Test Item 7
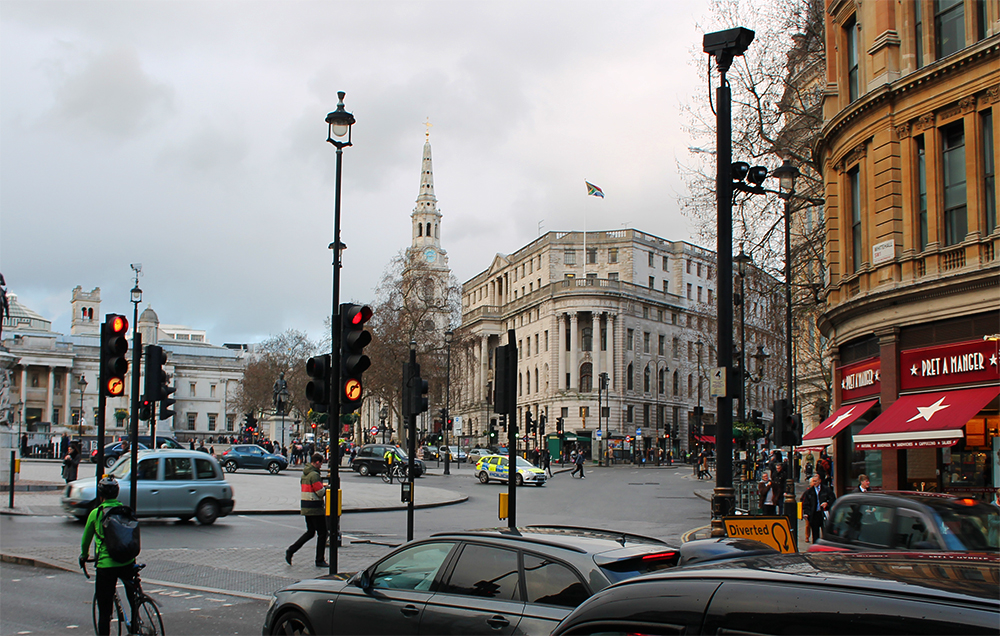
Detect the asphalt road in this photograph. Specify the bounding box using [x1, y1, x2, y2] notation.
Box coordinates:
[1, 464, 709, 634]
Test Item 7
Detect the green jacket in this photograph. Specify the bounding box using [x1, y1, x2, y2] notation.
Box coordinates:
[300, 463, 326, 516]
[81, 499, 135, 568]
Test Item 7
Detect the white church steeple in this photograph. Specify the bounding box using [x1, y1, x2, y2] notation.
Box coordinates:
[409, 120, 448, 271]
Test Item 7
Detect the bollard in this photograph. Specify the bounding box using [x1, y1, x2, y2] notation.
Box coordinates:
[8, 450, 15, 509]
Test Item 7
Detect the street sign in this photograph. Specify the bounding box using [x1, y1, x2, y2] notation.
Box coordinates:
[710, 367, 727, 397]
[595, 429, 602, 438]
[635, 428, 641, 435]
[369, 426, 379, 435]
[722, 516, 797, 553]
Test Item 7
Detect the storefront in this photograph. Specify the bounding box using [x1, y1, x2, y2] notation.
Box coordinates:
[852, 338, 999, 500]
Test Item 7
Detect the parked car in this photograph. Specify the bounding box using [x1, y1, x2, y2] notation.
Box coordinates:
[465, 448, 492, 465]
[551, 551, 1000, 635]
[90, 440, 150, 467]
[263, 526, 768, 635]
[437, 446, 467, 463]
[137, 435, 184, 450]
[810, 491, 999, 553]
[475, 454, 546, 486]
[63, 449, 234, 525]
[351, 444, 424, 478]
[219, 444, 289, 474]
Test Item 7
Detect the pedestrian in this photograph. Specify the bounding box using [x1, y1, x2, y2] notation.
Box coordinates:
[189, 439, 195, 450]
[793, 452, 802, 482]
[759, 472, 775, 515]
[800, 475, 835, 544]
[63, 442, 81, 483]
[817, 451, 833, 487]
[209, 445, 215, 456]
[197, 441, 208, 454]
[855, 474, 871, 493]
[285, 453, 328, 567]
[542, 449, 552, 477]
[20, 433, 28, 457]
[772, 458, 788, 509]
[571, 449, 586, 478]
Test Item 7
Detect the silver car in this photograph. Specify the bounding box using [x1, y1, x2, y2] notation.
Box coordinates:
[62, 449, 235, 525]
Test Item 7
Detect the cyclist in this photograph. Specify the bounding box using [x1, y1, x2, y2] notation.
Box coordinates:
[383, 448, 397, 483]
[80, 476, 137, 636]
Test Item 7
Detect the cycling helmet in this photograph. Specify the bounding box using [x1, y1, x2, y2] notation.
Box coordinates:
[97, 476, 119, 499]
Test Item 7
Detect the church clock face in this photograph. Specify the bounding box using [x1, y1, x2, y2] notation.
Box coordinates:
[424, 248, 436, 262]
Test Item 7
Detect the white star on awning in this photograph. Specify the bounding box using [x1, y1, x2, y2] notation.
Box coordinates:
[905, 397, 951, 423]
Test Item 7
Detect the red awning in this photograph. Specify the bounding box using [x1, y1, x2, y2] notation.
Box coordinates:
[799, 398, 879, 449]
[853, 386, 1000, 450]
[701, 435, 715, 444]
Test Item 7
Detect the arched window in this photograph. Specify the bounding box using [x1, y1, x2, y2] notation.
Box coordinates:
[580, 362, 593, 392]
[426, 222, 431, 237]
[658, 368, 665, 394]
[688, 374, 693, 398]
[526, 370, 531, 395]
[534, 367, 539, 393]
[643, 365, 651, 393]
[544, 363, 549, 390]
[417, 223, 422, 237]
[672, 370, 679, 396]
[518, 373, 523, 396]
[627, 363, 634, 391]
[88, 308, 93, 319]
[582, 327, 593, 351]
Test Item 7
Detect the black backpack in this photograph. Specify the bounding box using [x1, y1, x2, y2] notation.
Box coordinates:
[100, 505, 141, 562]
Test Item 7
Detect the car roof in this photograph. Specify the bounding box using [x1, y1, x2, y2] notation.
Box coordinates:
[834, 491, 997, 514]
[613, 552, 1000, 604]
[430, 525, 672, 557]
[134, 449, 219, 460]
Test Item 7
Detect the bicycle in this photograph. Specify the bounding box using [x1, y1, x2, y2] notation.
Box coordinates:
[83, 558, 164, 636]
[381, 462, 407, 483]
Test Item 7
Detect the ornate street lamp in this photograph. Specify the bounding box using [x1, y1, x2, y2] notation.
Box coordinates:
[76, 374, 88, 442]
[734, 245, 752, 426]
[324, 91, 355, 575]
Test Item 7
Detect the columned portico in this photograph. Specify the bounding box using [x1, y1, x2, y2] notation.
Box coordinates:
[570, 313, 579, 391]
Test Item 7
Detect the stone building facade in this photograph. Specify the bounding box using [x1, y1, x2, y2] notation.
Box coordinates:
[453, 229, 785, 460]
[0, 286, 245, 446]
[813, 0, 999, 496]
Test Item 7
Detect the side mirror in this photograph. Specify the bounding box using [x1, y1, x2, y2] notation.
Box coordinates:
[356, 569, 371, 589]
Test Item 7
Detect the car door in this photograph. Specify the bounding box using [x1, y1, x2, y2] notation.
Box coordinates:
[517, 552, 591, 634]
[131, 457, 162, 514]
[159, 456, 196, 514]
[247, 446, 267, 469]
[494, 457, 510, 482]
[422, 542, 525, 635]
[332, 541, 456, 635]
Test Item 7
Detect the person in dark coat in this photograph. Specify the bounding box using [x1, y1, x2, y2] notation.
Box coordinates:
[800, 475, 835, 543]
[63, 443, 81, 483]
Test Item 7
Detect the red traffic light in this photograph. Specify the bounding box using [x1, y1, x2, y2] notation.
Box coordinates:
[347, 305, 373, 325]
[110, 315, 128, 334]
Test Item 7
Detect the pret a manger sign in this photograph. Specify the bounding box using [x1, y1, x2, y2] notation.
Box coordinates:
[901, 339, 999, 391]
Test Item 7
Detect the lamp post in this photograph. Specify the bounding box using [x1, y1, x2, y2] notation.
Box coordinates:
[772, 158, 799, 540]
[76, 374, 88, 443]
[274, 372, 290, 449]
[655, 361, 668, 466]
[128, 270, 143, 510]
[379, 404, 388, 445]
[444, 329, 453, 475]
[599, 372, 609, 465]
[324, 91, 355, 575]
[734, 246, 752, 427]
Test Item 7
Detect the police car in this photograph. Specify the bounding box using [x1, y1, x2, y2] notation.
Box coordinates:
[475, 454, 547, 486]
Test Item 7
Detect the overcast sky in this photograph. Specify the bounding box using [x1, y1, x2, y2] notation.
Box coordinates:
[1, 0, 715, 347]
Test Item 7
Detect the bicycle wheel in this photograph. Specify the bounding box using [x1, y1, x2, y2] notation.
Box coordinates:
[133, 598, 164, 636]
[93, 589, 124, 636]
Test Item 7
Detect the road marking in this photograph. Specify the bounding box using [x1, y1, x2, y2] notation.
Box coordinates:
[207, 598, 226, 602]
[190, 608, 202, 611]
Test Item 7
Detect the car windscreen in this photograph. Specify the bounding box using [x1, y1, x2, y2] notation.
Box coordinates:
[935, 505, 999, 550]
[515, 457, 535, 468]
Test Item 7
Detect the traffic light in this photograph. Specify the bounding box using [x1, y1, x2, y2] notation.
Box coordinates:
[403, 361, 429, 418]
[494, 345, 509, 413]
[538, 413, 546, 435]
[306, 354, 331, 413]
[556, 416, 564, 436]
[771, 399, 786, 446]
[143, 345, 163, 409]
[138, 398, 152, 421]
[340, 303, 372, 414]
[101, 314, 129, 397]
[488, 423, 498, 443]
[525, 411, 534, 434]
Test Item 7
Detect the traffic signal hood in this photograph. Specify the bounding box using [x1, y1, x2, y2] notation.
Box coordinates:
[403, 361, 429, 418]
[101, 314, 129, 397]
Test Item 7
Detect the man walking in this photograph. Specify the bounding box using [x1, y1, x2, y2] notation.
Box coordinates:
[855, 474, 870, 493]
[286, 453, 328, 567]
[800, 475, 834, 543]
[571, 449, 586, 478]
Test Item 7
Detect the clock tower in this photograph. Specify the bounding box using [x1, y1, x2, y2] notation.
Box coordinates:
[404, 125, 452, 332]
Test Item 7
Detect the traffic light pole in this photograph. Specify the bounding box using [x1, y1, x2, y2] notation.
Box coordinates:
[406, 348, 417, 541]
[327, 145, 345, 578]
[96, 320, 108, 478]
[129, 333, 141, 510]
[504, 329, 517, 530]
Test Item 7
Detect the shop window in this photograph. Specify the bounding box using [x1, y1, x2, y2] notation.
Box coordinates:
[935, 0, 965, 59]
[941, 121, 967, 246]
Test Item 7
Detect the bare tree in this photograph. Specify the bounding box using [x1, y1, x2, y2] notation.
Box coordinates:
[233, 329, 318, 423]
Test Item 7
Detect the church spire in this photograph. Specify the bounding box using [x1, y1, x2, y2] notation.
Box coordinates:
[414, 118, 439, 220]
[408, 121, 449, 272]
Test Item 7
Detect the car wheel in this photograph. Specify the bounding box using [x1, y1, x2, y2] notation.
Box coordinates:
[358, 464, 370, 477]
[105, 456, 117, 468]
[515, 474, 524, 487]
[478, 471, 490, 484]
[270, 609, 314, 636]
[196, 499, 220, 525]
[267, 461, 280, 474]
[224, 460, 237, 473]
